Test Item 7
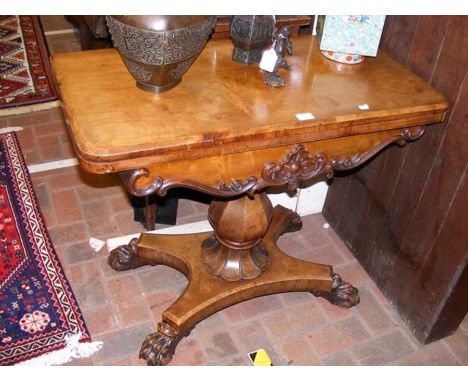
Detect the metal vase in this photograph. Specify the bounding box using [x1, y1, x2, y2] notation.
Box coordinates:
[230, 16, 275, 64]
[107, 16, 216, 93]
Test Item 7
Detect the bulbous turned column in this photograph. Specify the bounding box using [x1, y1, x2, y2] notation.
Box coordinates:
[201, 193, 273, 281]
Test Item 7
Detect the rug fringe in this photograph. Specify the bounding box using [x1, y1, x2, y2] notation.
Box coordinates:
[16, 333, 103, 366]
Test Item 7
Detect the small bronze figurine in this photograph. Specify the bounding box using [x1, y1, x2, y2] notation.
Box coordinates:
[264, 27, 293, 88]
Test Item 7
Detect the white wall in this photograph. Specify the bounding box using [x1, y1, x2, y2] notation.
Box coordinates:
[267, 181, 329, 216]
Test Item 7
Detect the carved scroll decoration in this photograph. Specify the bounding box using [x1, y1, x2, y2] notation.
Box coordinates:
[329, 126, 426, 172]
[121, 168, 257, 198]
[398, 126, 426, 145]
[219, 177, 258, 193]
[121, 126, 426, 198]
[120, 168, 164, 197]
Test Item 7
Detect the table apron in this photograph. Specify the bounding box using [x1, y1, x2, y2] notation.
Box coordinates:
[120, 125, 426, 198]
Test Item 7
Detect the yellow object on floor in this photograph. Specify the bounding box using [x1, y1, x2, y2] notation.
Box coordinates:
[248, 349, 273, 366]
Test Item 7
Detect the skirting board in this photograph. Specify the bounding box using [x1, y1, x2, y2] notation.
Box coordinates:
[107, 181, 329, 251]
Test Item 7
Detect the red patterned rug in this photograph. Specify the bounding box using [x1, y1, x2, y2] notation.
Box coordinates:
[0, 16, 58, 114]
[0, 133, 100, 365]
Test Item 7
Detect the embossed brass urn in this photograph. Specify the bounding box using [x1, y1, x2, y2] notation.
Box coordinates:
[106, 16, 216, 93]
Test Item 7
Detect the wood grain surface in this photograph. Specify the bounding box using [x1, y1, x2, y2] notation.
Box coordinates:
[52, 35, 448, 173]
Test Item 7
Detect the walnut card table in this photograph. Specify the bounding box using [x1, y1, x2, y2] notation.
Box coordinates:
[52, 36, 448, 365]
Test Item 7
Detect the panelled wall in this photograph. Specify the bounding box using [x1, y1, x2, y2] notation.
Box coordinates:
[323, 16, 467, 343]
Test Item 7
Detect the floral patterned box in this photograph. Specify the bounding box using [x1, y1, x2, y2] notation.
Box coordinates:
[318, 15, 386, 57]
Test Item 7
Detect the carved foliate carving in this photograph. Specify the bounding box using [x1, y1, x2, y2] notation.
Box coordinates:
[219, 177, 257, 193]
[260, 145, 328, 190]
[106, 17, 216, 65]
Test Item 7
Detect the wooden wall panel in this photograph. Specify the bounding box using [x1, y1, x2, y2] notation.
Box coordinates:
[323, 16, 468, 343]
[379, 16, 420, 65]
[366, 17, 458, 297]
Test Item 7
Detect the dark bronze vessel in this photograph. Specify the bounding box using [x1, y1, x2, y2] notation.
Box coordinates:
[106, 16, 216, 93]
[230, 16, 275, 64]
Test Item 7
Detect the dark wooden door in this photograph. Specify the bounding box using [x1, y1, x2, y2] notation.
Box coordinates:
[323, 16, 467, 343]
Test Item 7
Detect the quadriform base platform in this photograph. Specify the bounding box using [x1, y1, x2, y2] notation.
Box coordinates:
[109, 201, 357, 365]
[52, 35, 448, 365]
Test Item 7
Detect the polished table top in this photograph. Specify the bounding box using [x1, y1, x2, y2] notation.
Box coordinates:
[52, 36, 447, 174]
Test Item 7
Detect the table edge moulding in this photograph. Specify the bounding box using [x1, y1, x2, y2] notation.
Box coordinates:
[51, 34, 448, 366]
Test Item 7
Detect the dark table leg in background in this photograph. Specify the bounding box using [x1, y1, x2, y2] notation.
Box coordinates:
[132, 194, 179, 230]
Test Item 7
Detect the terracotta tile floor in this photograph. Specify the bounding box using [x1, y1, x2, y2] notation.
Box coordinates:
[1, 16, 466, 366]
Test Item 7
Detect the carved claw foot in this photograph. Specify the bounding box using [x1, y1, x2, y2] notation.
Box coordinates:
[283, 212, 303, 235]
[312, 273, 360, 308]
[108, 238, 154, 271]
[139, 322, 184, 366]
